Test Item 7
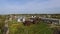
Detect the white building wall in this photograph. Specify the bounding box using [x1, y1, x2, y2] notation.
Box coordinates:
[22, 17, 25, 22]
[59, 19, 60, 24]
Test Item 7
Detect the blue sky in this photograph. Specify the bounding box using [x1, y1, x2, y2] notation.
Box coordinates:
[0, 0, 60, 14]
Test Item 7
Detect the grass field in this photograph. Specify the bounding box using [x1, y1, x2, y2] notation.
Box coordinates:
[9, 21, 53, 34]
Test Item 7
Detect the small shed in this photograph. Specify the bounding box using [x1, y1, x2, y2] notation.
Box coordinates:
[31, 16, 36, 18]
[17, 17, 22, 22]
[17, 16, 25, 22]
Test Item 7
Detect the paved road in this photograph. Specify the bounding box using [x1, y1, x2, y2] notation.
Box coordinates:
[3, 20, 9, 34]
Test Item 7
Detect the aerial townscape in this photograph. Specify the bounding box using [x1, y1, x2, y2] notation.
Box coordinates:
[0, 14, 60, 34]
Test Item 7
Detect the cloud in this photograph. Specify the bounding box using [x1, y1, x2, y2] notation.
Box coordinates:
[0, 0, 60, 14]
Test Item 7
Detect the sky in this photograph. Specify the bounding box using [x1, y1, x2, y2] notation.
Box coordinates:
[0, 0, 60, 14]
